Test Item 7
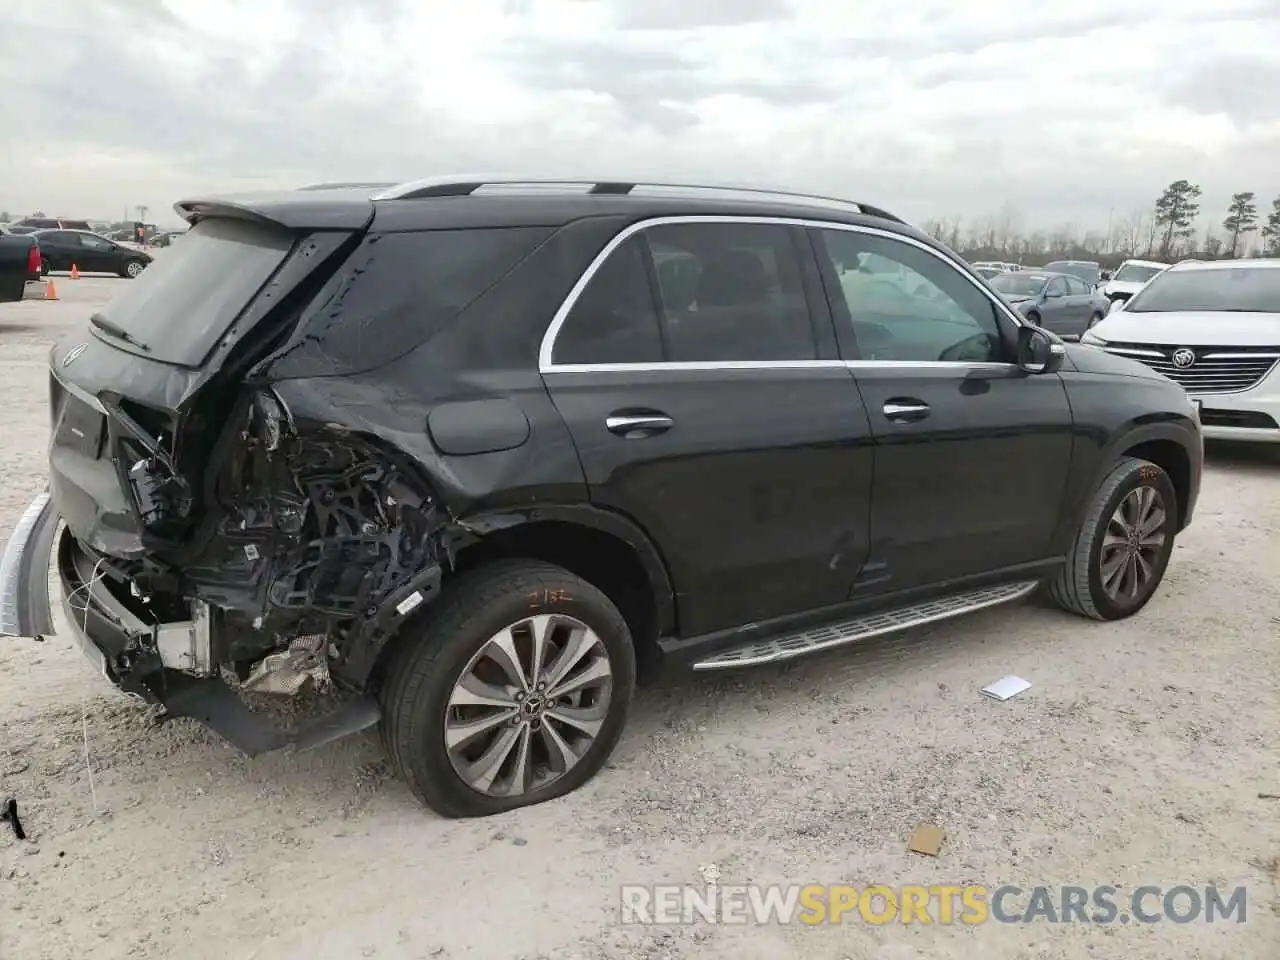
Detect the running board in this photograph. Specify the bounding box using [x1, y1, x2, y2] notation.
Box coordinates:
[691, 580, 1040, 670]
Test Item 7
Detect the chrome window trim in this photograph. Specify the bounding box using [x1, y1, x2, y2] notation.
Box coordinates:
[538, 215, 1026, 374]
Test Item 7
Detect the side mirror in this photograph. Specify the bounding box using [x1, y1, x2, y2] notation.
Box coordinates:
[1017, 325, 1065, 375]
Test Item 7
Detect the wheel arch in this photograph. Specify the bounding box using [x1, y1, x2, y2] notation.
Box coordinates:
[1096, 420, 1199, 531]
[378, 505, 677, 686]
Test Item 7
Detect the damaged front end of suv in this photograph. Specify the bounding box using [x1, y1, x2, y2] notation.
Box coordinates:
[0, 192, 502, 755]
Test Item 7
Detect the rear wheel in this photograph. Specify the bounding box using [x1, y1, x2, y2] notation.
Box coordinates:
[1025, 310, 1041, 325]
[1047, 457, 1177, 620]
[380, 559, 636, 817]
[1088, 311, 1104, 328]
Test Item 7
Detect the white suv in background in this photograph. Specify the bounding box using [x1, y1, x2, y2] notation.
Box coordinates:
[1101, 259, 1169, 303]
[1082, 259, 1280, 444]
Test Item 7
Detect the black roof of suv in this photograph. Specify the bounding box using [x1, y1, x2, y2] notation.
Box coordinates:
[2, 176, 1202, 817]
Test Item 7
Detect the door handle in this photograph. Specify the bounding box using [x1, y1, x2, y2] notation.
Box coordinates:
[606, 414, 674, 435]
[882, 400, 930, 423]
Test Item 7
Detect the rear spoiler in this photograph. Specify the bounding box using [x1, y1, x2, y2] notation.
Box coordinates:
[174, 188, 379, 231]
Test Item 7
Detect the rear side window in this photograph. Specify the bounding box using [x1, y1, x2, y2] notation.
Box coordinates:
[646, 222, 816, 362]
[553, 235, 663, 365]
[276, 227, 552, 377]
[91, 217, 294, 367]
[549, 220, 818, 365]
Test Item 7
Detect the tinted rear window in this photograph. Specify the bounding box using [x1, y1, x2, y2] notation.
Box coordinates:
[92, 217, 294, 367]
[1126, 266, 1280, 313]
[269, 227, 552, 378]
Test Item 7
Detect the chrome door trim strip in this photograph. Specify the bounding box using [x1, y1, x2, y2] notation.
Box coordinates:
[537, 214, 1027, 374]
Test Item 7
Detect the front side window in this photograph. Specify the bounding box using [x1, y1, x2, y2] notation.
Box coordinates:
[645, 222, 817, 362]
[818, 229, 1006, 363]
[78, 233, 112, 250]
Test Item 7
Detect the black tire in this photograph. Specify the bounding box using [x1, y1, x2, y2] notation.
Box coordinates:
[379, 559, 636, 817]
[40, 260, 49, 276]
[122, 259, 145, 279]
[1088, 311, 1104, 328]
[1046, 457, 1178, 620]
[1025, 311, 1041, 325]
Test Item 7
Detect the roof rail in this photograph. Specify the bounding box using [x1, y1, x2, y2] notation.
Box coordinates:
[297, 181, 400, 192]
[371, 175, 905, 223]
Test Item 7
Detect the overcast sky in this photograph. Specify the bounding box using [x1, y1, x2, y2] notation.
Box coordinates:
[2, 0, 1278, 231]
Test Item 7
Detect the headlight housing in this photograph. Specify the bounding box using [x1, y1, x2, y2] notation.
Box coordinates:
[1080, 330, 1107, 346]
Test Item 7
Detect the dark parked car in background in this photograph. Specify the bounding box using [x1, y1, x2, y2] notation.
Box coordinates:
[0, 233, 43, 301]
[32, 229, 153, 277]
[1042, 259, 1102, 289]
[989, 270, 1111, 338]
[8, 217, 93, 235]
[1, 177, 1202, 818]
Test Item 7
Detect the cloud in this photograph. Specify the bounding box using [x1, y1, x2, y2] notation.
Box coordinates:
[1, 0, 1278, 232]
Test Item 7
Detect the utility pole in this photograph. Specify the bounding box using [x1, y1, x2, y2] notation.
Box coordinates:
[136, 205, 148, 223]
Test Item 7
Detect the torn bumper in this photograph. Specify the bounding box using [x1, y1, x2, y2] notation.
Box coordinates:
[0, 492, 60, 641]
[1, 493, 381, 756]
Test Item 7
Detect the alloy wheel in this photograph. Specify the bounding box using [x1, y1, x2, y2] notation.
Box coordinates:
[1099, 486, 1167, 601]
[126, 261, 145, 278]
[444, 614, 614, 797]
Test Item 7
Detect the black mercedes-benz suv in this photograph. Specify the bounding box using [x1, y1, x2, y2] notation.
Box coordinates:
[0, 177, 1202, 817]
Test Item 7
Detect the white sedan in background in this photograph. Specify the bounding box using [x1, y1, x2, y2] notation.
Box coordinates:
[1082, 258, 1280, 444]
[1100, 258, 1170, 304]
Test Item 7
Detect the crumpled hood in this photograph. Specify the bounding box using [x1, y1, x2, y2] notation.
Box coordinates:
[1090, 310, 1280, 347]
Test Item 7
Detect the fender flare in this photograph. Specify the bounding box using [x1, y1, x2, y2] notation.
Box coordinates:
[1075, 416, 1199, 529]
[458, 502, 677, 636]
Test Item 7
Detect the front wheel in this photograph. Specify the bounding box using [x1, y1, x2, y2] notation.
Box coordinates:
[1046, 457, 1177, 620]
[380, 559, 636, 817]
[122, 259, 146, 278]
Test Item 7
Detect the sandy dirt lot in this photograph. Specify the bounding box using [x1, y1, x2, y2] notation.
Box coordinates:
[0, 274, 1276, 960]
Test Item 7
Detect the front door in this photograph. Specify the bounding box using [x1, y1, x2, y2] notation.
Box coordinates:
[76, 233, 116, 272]
[542, 219, 875, 638]
[811, 226, 1075, 594]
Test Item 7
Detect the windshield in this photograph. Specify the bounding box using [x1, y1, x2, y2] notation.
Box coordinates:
[990, 273, 1048, 297]
[1126, 266, 1280, 314]
[1043, 261, 1099, 285]
[1113, 263, 1164, 283]
[92, 217, 294, 367]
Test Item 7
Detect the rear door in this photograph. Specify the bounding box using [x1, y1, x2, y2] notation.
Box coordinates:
[541, 217, 874, 638]
[1063, 277, 1093, 334]
[39, 231, 74, 270]
[811, 225, 1074, 594]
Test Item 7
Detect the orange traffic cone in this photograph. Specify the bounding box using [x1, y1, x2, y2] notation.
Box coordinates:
[69, 264, 80, 280]
[45, 279, 58, 300]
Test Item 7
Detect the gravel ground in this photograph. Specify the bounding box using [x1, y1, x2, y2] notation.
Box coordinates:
[0, 273, 1276, 960]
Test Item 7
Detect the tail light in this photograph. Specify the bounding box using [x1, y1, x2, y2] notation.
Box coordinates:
[26, 245, 40, 275]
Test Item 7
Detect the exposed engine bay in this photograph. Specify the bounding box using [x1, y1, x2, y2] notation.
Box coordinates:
[93, 388, 455, 702]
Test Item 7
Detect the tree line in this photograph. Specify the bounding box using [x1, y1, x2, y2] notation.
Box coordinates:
[921, 181, 1280, 267]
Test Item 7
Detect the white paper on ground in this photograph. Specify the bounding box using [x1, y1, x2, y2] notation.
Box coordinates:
[980, 675, 1032, 701]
